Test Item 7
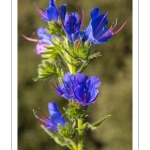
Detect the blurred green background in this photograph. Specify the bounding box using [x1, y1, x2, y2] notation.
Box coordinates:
[18, 0, 132, 150]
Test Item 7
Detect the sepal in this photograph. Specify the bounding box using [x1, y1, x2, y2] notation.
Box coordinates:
[62, 40, 102, 72]
[59, 123, 76, 139]
[47, 21, 64, 35]
[63, 100, 88, 120]
[41, 125, 74, 149]
[77, 51, 101, 72]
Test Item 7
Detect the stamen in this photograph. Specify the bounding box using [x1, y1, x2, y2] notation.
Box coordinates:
[111, 19, 118, 31]
[97, 29, 113, 40]
[77, 5, 84, 30]
[33, 109, 39, 119]
[62, 81, 71, 95]
[34, 3, 49, 19]
[97, 26, 112, 40]
[33, 109, 47, 125]
[69, 76, 78, 99]
[113, 21, 127, 35]
[50, 80, 64, 95]
[50, 80, 57, 90]
[21, 34, 39, 42]
[97, 19, 118, 40]
[38, 108, 50, 120]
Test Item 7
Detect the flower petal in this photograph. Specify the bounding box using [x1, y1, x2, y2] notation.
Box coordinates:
[50, 112, 66, 126]
[90, 7, 100, 20]
[59, 4, 67, 21]
[46, 6, 59, 21]
[48, 101, 60, 115]
[87, 76, 101, 88]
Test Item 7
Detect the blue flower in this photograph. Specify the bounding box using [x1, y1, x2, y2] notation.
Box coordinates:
[56, 72, 101, 106]
[82, 8, 126, 44]
[60, 5, 84, 43]
[34, 0, 66, 22]
[33, 101, 66, 131]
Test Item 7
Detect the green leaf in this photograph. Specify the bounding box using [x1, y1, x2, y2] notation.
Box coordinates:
[83, 115, 111, 130]
[92, 115, 111, 127]
[41, 125, 73, 149]
[33, 60, 63, 81]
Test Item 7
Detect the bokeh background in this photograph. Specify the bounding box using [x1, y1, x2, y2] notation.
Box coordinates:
[18, 0, 132, 150]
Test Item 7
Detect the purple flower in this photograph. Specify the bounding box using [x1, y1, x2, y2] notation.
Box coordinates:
[22, 27, 53, 55]
[56, 72, 101, 106]
[33, 101, 66, 131]
[34, 0, 67, 22]
[60, 5, 84, 43]
[82, 8, 126, 44]
[36, 27, 52, 55]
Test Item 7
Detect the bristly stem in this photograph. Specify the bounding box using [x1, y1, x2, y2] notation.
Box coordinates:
[68, 63, 76, 74]
[69, 140, 78, 150]
[78, 118, 84, 150]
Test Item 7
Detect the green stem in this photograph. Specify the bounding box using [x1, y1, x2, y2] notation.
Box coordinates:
[65, 52, 76, 74]
[78, 119, 83, 150]
[69, 140, 78, 150]
[68, 64, 76, 74]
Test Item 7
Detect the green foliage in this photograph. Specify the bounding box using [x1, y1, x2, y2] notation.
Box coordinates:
[47, 21, 64, 35]
[41, 125, 74, 149]
[33, 60, 63, 81]
[83, 115, 111, 130]
[59, 123, 76, 139]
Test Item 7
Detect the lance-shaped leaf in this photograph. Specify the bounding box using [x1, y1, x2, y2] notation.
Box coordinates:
[33, 60, 63, 81]
[41, 125, 75, 150]
[76, 50, 101, 72]
[82, 115, 111, 130]
[92, 115, 111, 127]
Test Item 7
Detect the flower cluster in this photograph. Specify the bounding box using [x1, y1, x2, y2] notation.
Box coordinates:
[23, 0, 126, 54]
[24, 0, 125, 149]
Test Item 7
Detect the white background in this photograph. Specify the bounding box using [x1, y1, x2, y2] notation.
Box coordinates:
[0, 0, 149, 149]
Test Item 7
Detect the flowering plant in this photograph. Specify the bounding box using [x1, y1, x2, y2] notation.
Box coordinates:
[22, 0, 126, 149]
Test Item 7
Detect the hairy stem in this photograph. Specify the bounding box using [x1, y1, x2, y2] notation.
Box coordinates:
[69, 140, 78, 150]
[78, 119, 84, 150]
